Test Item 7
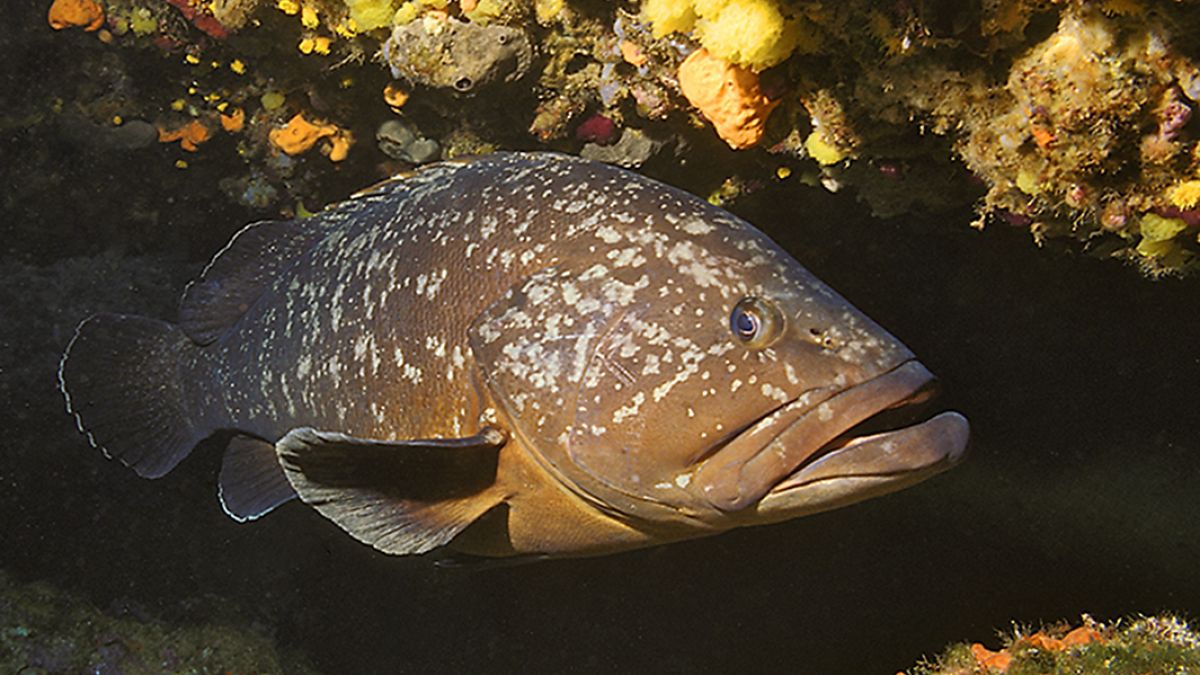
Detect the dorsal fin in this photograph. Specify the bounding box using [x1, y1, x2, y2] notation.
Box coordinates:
[177, 154, 535, 346]
[178, 218, 331, 345]
[348, 155, 481, 199]
[348, 170, 420, 199]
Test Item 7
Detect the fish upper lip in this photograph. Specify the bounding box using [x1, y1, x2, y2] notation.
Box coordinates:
[695, 359, 940, 512]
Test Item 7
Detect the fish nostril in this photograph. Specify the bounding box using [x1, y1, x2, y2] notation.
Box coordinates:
[808, 328, 838, 350]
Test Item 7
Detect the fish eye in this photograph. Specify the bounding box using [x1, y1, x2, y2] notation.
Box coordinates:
[729, 297, 784, 349]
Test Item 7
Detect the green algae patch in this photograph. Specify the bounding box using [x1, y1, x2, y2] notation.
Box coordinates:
[1140, 213, 1188, 243]
[1136, 213, 1190, 263]
[0, 569, 320, 675]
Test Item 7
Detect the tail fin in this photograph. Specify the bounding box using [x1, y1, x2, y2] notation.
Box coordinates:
[59, 314, 209, 479]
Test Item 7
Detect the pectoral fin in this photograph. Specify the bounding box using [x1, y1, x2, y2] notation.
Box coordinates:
[276, 427, 507, 556]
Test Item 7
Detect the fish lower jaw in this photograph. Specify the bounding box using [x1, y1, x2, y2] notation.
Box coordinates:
[696, 360, 960, 513]
[749, 410, 967, 522]
[766, 410, 969, 496]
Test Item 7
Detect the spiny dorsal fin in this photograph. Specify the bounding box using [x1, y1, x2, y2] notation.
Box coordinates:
[179, 159, 493, 345]
[178, 218, 331, 345]
[349, 170, 420, 199]
[348, 155, 482, 199]
[276, 427, 507, 556]
[178, 154, 564, 346]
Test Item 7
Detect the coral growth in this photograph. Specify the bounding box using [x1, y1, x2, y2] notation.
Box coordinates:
[344, 0, 395, 31]
[948, 4, 1200, 274]
[908, 614, 1200, 674]
[209, 0, 260, 30]
[219, 105, 245, 132]
[157, 118, 211, 151]
[163, 0, 230, 38]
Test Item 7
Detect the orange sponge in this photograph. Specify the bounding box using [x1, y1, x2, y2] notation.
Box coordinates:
[158, 120, 212, 152]
[678, 48, 778, 149]
[269, 113, 353, 162]
[48, 0, 104, 31]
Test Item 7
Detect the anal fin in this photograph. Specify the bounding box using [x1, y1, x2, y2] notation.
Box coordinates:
[277, 427, 507, 556]
[219, 435, 297, 522]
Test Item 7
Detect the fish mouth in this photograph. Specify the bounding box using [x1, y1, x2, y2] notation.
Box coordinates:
[695, 360, 968, 513]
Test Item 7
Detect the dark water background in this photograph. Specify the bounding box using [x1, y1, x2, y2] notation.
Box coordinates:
[3, 7, 1199, 673]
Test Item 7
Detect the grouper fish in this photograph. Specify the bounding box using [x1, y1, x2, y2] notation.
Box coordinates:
[59, 152, 968, 559]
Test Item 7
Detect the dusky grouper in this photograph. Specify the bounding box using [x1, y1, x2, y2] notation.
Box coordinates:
[59, 152, 968, 558]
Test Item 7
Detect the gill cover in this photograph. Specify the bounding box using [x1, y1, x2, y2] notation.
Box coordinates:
[468, 264, 693, 514]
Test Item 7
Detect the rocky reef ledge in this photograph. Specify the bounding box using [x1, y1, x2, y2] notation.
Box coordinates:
[25, 0, 1200, 275]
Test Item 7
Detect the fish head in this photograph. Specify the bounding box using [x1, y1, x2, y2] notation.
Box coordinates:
[470, 192, 967, 542]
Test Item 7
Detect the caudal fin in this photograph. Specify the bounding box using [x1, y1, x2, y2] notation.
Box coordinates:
[59, 314, 208, 478]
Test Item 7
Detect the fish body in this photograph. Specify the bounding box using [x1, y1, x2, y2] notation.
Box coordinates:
[60, 152, 968, 558]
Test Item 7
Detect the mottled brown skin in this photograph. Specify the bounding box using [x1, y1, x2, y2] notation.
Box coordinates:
[61, 153, 967, 558]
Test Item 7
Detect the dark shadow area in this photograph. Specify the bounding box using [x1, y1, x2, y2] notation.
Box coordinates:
[5, 177, 1197, 673]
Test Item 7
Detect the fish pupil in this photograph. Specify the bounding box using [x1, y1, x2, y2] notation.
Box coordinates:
[732, 306, 759, 340]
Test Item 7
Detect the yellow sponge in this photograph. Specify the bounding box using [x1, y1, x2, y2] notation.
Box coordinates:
[344, 0, 396, 31]
[643, 0, 801, 70]
[697, 0, 798, 70]
[642, 0, 696, 38]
